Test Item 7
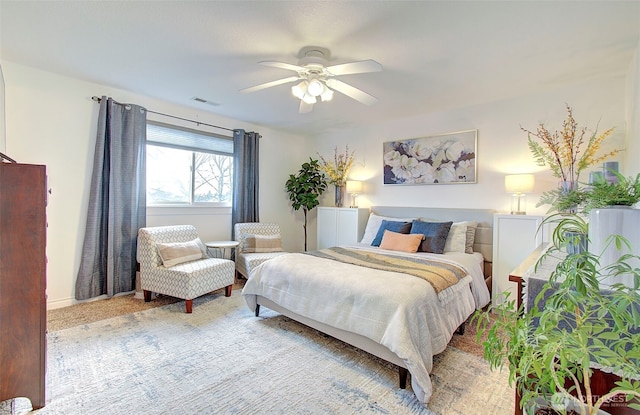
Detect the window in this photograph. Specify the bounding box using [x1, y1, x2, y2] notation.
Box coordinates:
[146, 122, 233, 206]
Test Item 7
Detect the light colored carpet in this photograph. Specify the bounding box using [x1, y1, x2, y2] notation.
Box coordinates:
[6, 291, 513, 415]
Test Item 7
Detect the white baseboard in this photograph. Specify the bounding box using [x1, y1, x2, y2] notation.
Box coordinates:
[47, 290, 138, 310]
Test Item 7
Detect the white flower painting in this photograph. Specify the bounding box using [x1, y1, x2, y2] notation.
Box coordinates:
[383, 130, 477, 185]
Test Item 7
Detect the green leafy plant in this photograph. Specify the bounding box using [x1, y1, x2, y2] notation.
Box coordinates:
[473, 235, 640, 415]
[537, 187, 589, 214]
[583, 170, 640, 213]
[285, 158, 328, 251]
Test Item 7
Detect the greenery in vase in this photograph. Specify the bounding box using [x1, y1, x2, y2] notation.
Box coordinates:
[318, 146, 355, 186]
[473, 235, 640, 415]
[583, 170, 640, 213]
[537, 186, 588, 214]
[285, 158, 327, 251]
[522, 104, 620, 184]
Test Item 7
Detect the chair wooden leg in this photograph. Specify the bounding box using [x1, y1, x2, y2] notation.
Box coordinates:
[225, 284, 233, 297]
[185, 299, 193, 313]
[143, 290, 152, 302]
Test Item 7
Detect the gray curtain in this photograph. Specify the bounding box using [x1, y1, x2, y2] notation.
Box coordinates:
[75, 96, 147, 300]
[232, 129, 260, 236]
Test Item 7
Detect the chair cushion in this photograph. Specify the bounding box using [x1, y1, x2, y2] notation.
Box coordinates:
[236, 252, 289, 278]
[156, 238, 204, 267]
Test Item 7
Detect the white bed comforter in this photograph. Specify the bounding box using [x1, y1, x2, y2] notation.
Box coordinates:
[241, 244, 490, 404]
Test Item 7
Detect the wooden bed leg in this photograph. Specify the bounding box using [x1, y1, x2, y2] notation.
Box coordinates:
[455, 321, 466, 335]
[255, 304, 260, 317]
[398, 367, 408, 389]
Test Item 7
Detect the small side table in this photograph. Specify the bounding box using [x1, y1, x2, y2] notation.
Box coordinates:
[205, 241, 239, 260]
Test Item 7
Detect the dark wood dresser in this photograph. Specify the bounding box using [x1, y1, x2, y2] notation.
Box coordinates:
[0, 162, 47, 409]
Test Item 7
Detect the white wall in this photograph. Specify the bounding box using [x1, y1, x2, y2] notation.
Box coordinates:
[3, 61, 311, 309]
[315, 75, 631, 216]
[625, 38, 640, 174]
[0, 63, 5, 153]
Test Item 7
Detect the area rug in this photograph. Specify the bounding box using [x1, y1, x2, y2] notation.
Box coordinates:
[6, 291, 513, 415]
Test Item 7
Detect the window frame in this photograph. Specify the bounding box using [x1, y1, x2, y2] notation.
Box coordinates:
[146, 121, 234, 208]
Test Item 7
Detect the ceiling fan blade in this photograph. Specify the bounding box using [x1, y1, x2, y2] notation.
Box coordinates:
[240, 76, 300, 93]
[325, 60, 382, 76]
[299, 100, 314, 114]
[325, 79, 378, 105]
[259, 61, 307, 72]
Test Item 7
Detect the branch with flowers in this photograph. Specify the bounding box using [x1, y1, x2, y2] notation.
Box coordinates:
[318, 146, 355, 186]
[521, 104, 621, 184]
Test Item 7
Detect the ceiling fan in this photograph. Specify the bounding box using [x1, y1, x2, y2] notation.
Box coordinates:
[240, 46, 382, 113]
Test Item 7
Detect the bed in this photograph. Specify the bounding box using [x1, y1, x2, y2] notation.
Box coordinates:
[241, 206, 495, 405]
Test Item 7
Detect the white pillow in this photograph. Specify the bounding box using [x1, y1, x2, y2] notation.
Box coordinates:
[444, 221, 470, 253]
[156, 238, 205, 267]
[360, 213, 416, 245]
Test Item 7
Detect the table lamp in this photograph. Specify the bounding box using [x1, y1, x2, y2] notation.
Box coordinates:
[346, 180, 363, 208]
[505, 174, 535, 215]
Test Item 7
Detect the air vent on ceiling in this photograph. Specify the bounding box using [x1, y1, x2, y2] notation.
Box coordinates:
[191, 97, 220, 106]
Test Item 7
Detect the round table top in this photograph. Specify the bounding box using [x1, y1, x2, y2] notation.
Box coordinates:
[205, 240, 240, 248]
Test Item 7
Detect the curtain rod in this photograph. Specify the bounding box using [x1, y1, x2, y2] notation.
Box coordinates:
[91, 96, 235, 133]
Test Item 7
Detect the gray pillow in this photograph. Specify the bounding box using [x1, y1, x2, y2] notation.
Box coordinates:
[410, 220, 453, 254]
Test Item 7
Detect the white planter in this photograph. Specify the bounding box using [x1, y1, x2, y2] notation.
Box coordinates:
[588, 206, 640, 288]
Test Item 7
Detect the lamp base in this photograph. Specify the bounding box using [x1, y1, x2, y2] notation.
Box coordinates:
[510, 194, 527, 216]
[349, 194, 359, 209]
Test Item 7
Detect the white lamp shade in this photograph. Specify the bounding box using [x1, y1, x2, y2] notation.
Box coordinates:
[504, 174, 535, 194]
[291, 81, 307, 99]
[307, 79, 325, 96]
[346, 180, 363, 194]
[320, 88, 334, 102]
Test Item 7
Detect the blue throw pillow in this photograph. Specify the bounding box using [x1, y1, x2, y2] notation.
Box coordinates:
[371, 220, 412, 246]
[410, 220, 453, 254]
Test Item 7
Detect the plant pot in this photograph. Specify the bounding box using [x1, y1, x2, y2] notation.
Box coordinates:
[588, 206, 640, 287]
[564, 231, 588, 255]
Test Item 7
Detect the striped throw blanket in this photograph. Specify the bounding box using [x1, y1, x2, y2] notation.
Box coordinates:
[305, 247, 468, 295]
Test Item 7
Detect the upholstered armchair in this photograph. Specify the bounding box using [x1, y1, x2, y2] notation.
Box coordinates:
[137, 225, 235, 313]
[234, 222, 288, 279]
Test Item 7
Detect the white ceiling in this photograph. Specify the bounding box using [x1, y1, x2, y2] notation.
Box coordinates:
[1, 1, 639, 135]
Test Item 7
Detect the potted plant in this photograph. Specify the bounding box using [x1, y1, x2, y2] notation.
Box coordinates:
[318, 146, 355, 207]
[473, 234, 640, 415]
[583, 170, 640, 213]
[285, 158, 328, 251]
[583, 170, 640, 273]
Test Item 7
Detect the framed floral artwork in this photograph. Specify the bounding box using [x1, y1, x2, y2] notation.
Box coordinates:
[383, 129, 477, 185]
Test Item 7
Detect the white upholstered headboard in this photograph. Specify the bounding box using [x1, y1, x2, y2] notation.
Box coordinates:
[371, 206, 496, 275]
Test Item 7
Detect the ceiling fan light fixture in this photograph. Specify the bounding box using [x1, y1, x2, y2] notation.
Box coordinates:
[320, 88, 334, 102]
[302, 93, 317, 104]
[291, 81, 307, 100]
[307, 79, 325, 97]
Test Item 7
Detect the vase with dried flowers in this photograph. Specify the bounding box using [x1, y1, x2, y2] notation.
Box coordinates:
[318, 146, 355, 207]
[522, 104, 621, 214]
